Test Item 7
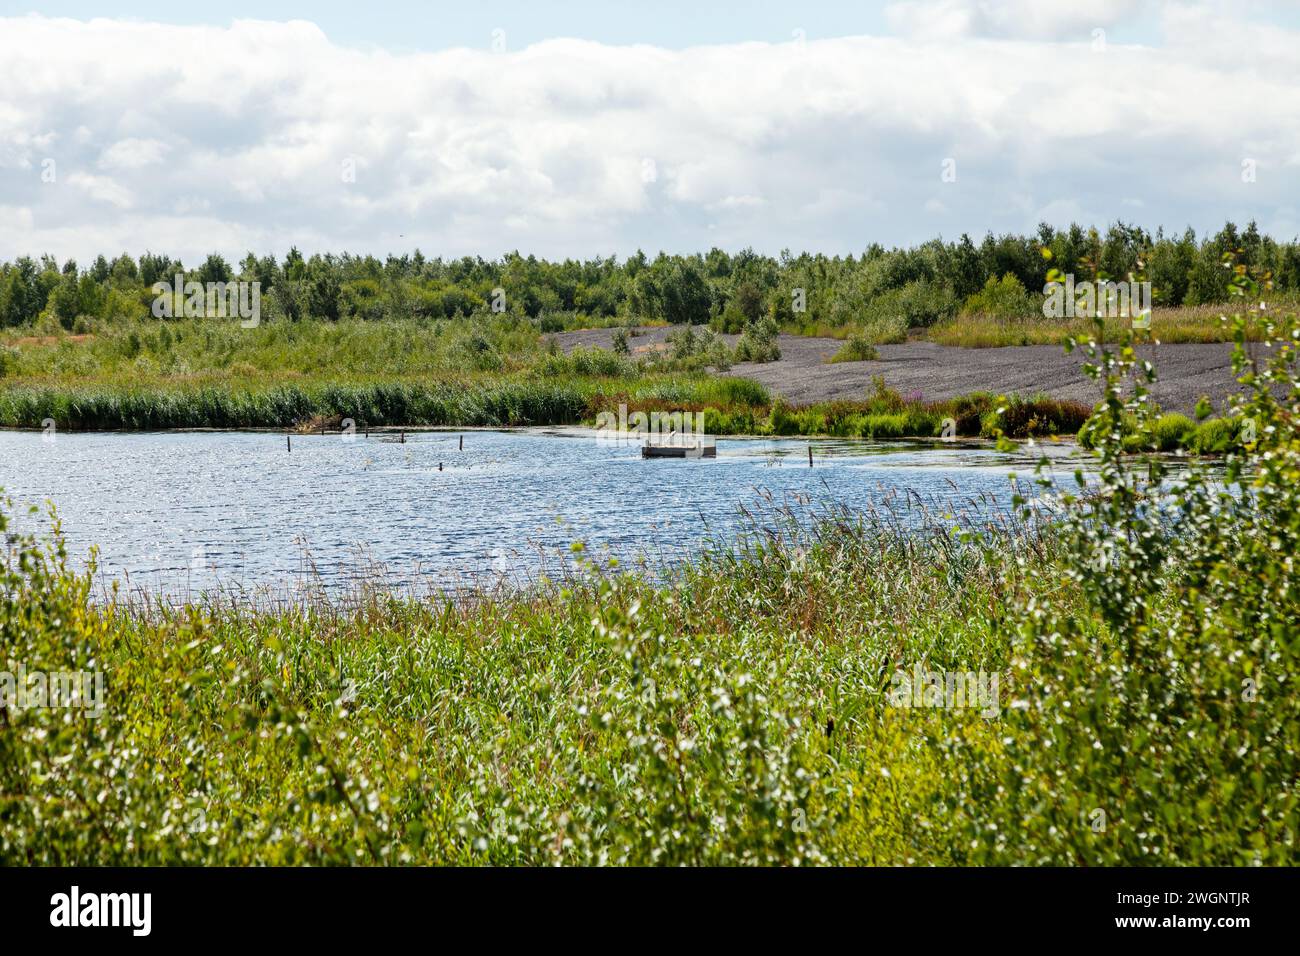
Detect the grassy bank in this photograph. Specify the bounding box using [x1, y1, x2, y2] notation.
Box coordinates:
[0, 316, 1089, 438]
[0, 377, 770, 432]
[0, 315, 759, 430]
[0, 315, 1258, 449]
[2, 317, 1297, 866]
[0, 374, 1089, 440]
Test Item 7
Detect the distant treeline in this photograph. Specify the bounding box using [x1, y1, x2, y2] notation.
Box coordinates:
[1, 220, 1292, 332]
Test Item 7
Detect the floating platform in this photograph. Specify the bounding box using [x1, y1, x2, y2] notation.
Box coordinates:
[642, 443, 716, 458]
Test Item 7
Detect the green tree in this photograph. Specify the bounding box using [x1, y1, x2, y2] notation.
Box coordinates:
[659, 261, 712, 325]
[197, 253, 233, 285]
[306, 259, 342, 321]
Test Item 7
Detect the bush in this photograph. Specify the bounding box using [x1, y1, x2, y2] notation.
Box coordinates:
[661, 325, 732, 371]
[1188, 417, 1238, 454]
[862, 412, 906, 438]
[1078, 411, 1246, 455]
[1152, 412, 1196, 451]
[734, 316, 781, 364]
[981, 394, 1092, 439]
[537, 346, 633, 378]
[830, 278, 955, 332]
[827, 333, 879, 363]
[961, 273, 1037, 320]
[767, 400, 801, 435]
[948, 315, 1300, 863]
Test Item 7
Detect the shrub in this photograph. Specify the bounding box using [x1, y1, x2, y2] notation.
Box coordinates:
[830, 277, 955, 332]
[1188, 417, 1237, 454]
[862, 412, 906, 438]
[1152, 412, 1196, 451]
[661, 325, 732, 371]
[864, 376, 905, 414]
[827, 333, 879, 363]
[981, 394, 1092, 439]
[767, 400, 801, 435]
[538, 312, 569, 333]
[948, 314, 1300, 864]
[734, 316, 781, 364]
[1079, 411, 1246, 455]
[960, 273, 1037, 320]
[536, 346, 633, 378]
[939, 392, 996, 436]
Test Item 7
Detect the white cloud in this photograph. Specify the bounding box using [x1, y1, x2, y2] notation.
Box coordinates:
[98, 138, 170, 170]
[0, 9, 1298, 265]
[67, 172, 134, 209]
[885, 0, 1153, 40]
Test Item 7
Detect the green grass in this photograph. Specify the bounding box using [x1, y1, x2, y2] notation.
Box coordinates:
[3, 312, 1297, 866]
[927, 302, 1281, 348]
[1078, 409, 1249, 454]
[0, 316, 776, 430]
[2, 460, 1293, 865]
[0, 316, 1092, 438]
[757, 387, 1090, 441]
[0, 315, 1248, 448]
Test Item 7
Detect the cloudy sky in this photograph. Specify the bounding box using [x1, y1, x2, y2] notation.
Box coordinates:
[1, 0, 1298, 264]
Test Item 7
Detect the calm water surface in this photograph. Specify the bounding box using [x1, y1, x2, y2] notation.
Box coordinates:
[0, 429, 1090, 598]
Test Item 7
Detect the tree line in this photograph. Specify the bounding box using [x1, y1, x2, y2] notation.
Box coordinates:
[1, 220, 1293, 331]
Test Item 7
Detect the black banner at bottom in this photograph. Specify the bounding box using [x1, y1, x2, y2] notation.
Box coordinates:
[0, 866, 1289, 942]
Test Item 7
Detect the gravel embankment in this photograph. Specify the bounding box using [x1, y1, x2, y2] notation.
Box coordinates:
[552, 326, 1259, 414]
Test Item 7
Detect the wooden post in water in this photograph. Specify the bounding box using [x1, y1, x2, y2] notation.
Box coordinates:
[287, 434, 291, 453]
[400, 430, 405, 444]
[808, 445, 813, 468]
[459, 434, 463, 451]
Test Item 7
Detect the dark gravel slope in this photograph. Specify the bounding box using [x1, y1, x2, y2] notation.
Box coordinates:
[552, 327, 1257, 414]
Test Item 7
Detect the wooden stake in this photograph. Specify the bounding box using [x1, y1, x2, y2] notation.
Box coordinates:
[459, 434, 463, 451]
[808, 445, 813, 467]
[287, 434, 291, 453]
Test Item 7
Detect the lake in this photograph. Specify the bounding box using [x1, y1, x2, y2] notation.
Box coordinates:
[0, 428, 1089, 599]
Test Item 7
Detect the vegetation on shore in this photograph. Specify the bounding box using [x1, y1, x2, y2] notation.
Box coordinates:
[3, 311, 1296, 865]
[0, 310, 1254, 451]
[0, 374, 1088, 440]
[2, 220, 1292, 349]
[0, 313, 1082, 438]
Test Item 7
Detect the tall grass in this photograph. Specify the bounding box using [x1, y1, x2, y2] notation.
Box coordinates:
[928, 303, 1277, 347]
[3, 310, 1297, 865]
[0, 380, 594, 430]
[0, 315, 778, 430]
[0, 486, 1056, 865]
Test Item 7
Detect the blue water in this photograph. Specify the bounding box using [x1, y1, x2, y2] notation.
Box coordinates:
[0, 428, 1090, 598]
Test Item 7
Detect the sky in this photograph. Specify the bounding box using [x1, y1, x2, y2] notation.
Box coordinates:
[1, 0, 1298, 264]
